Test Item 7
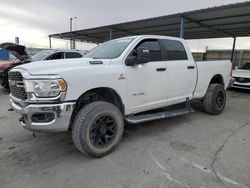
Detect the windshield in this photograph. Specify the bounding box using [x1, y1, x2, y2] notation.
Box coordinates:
[85, 38, 134, 59]
[32, 51, 51, 61]
[238, 62, 250, 70]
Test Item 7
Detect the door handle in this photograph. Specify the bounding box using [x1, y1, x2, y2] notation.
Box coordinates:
[156, 68, 166, 72]
[187, 66, 195, 69]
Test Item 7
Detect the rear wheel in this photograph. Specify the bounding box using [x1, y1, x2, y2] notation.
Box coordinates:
[72, 101, 124, 157]
[203, 84, 226, 115]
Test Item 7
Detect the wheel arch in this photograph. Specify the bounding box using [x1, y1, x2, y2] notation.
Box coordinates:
[209, 74, 224, 86]
[69, 87, 124, 129]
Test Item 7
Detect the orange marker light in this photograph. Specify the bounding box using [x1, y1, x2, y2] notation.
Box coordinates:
[58, 79, 67, 91]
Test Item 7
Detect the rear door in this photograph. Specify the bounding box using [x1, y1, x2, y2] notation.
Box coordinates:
[160, 39, 196, 102]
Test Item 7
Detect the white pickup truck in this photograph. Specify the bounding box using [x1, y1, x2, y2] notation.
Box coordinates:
[9, 35, 232, 157]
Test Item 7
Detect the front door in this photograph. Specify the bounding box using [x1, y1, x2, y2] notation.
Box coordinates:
[125, 39, 168, 113]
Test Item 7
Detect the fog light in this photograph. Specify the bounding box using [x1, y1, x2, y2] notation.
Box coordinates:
[31, 113, 54, 123]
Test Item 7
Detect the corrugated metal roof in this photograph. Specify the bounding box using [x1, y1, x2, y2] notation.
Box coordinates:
[50, 1, 250, 43]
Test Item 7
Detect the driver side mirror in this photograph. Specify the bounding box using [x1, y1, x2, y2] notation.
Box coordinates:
[125, 47, 150, 66]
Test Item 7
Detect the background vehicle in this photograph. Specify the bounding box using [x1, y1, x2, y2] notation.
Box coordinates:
[32, 49, 87, 61]
[0, 43, 31, 89]
[0, 43, 87, 89]
[232, 62, 250, 90]
[9, 35, 232, 157]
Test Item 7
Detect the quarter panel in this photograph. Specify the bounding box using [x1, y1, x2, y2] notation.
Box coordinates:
[194, 60, 231, 98]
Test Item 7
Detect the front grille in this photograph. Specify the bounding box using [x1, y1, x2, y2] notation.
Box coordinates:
[234, 77, 250, 83]
[8, 71, 23, 81]
[8, 71, 28, 100]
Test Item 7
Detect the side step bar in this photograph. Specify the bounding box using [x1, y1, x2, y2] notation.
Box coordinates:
[125, 108, 194, 124]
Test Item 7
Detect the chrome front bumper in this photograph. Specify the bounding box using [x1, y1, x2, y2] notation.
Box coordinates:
[10, 98, 76, 132]
[231, 82, 250, 90]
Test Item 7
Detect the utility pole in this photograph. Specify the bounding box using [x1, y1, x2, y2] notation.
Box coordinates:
[73, 16, 77, 49]
[74, 16, 77, 30]
[70, 17, 73, 49]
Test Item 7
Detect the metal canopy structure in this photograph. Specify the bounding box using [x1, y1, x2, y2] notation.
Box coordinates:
[50, 1, 250, 44]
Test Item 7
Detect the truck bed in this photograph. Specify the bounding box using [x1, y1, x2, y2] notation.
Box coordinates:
[193, 60, 232, 99]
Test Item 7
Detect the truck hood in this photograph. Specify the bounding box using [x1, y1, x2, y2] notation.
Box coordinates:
[14, 58, 111, 75]
[232, 69, 250, 78]
[0, 43, 31, 62]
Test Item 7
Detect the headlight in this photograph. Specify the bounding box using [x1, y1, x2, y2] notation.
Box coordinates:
[24, 79, 67, 98]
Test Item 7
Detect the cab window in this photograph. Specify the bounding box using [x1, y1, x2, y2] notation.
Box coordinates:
[135, 39, 162, 62]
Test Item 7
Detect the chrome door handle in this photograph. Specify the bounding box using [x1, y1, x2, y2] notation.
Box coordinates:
[156, 68, 166, 72]
[187, 66, 195, 69]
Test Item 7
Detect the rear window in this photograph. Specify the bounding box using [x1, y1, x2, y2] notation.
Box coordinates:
[161, 39, 188, 61]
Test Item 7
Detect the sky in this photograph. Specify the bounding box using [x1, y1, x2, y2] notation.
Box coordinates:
[0, 0, 249, 52]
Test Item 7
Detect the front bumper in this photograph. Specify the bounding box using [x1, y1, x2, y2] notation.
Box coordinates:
[231, 82, 250, 90]
[231, 78, 250, 90]
[10, 98, 76, 132]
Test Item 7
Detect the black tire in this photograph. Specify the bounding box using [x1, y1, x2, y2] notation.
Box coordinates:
[72, 101, 124, 157]
[203, 84, 226, 115]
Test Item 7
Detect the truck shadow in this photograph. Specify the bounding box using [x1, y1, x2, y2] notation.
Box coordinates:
[3, 114, 194, 165]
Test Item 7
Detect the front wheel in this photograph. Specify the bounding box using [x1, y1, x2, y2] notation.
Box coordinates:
[203, 84, 226, 115]
[72, 101, 124, 157]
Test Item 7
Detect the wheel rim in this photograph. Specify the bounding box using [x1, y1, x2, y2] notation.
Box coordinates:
[215, 90, 225, 110]
[89, 114, 117, 148]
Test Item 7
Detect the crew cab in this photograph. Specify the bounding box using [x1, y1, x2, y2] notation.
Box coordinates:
[9, 35, 232, 157]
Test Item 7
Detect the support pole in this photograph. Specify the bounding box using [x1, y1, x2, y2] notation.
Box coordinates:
[109, 27, 112, 40]
[49, 36, 52, 49]
[231, 37, 236, 64]
[73, 32, 75, 49]
[180, 16, 185, 38]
